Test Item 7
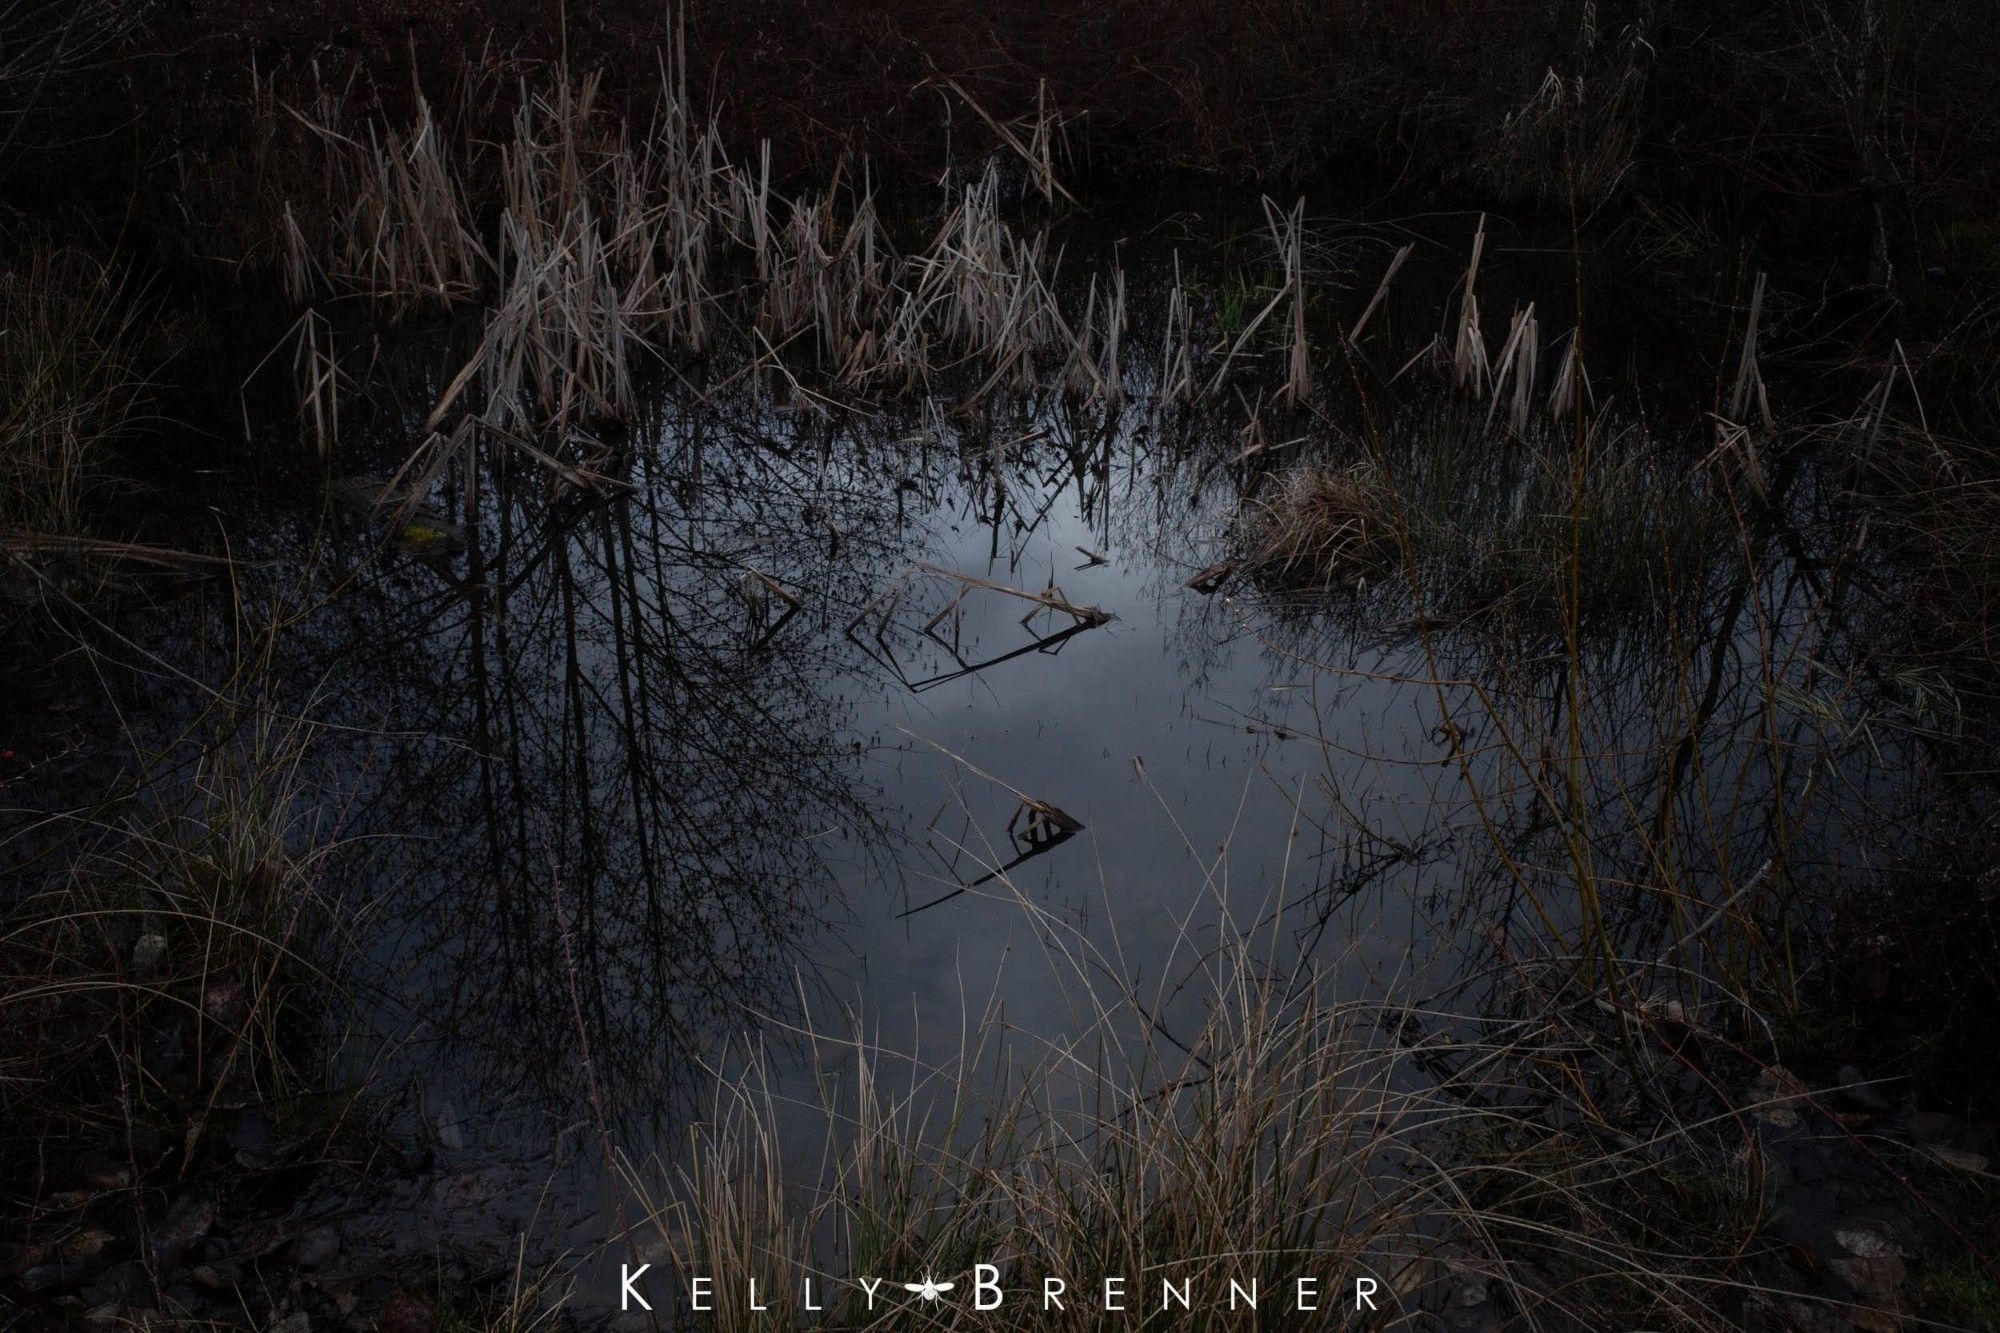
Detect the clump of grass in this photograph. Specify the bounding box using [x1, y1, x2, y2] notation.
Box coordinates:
[1841, 401, 2000, 688]
[0, 701, 349, 1196]
[1425, 426, 1717, 631]
[1237, 409, 1719, 635]
[623, 936, 1791, 1329]
[1238, 461, 1399, 588]
[615, 774, 1807, 1332]
[1919, 1251, 2000, 1330]
[0, 0, 139, 159]
[636, 999, 1406, 1328]
[0, 242, 147, 534]
[423, 1253, 571, 1333]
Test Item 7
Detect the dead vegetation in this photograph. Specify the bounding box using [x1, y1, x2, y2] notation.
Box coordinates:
[0, 243, 147, 533]
[1220, 224, 1724, 627]
[1237, 462, 1398, 588]
[170, 48, 1420, 527]
[0, 0, 142, 158]
[259, 62, 1097, 407]
[617, 790, 1828, 1332]
[0, 692, 356, 1232]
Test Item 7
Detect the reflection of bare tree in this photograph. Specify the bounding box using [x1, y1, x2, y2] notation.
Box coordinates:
[218, 388, 984, 1126]
[261, 371, 1241, 1124]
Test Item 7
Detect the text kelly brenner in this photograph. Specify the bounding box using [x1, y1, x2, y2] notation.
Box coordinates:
[618, 1264, 1383, 1318]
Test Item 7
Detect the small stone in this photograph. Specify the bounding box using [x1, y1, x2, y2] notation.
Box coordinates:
[20, 1263, 71, 1294]
[1923, 1143, 1990, 1174]
[1835, 1227, 1902, 1260]
[200, 979, 248, 1029]
[60, 1229, 114, 1261]
[376, 1289, 437, 1333]
[81, 1303, 132, 1331]
[288, 1226, 340, 1268]
[1828, 1253, 1908, 1333]
[148, 1191, 216, 1267]
[1837, 1252, 1907, 1282]
[1784, 1298, 1848, 1333]
[131, 934, 167, 977]
[1834, 1065, 1893, 1114]
[432, 1102, 466, 1152]
[268, 1311, 311, 1333]
[1750, 1066, 1804, 1128]
[189, 1261, 241, 1292]
[8, 1240, 55, 1275]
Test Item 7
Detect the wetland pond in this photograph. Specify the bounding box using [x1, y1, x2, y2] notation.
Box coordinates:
[5, 209, 1960, 1323]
